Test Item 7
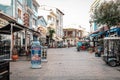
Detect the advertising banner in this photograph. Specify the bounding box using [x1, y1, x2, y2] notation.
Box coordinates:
[31, 45, 41, 69]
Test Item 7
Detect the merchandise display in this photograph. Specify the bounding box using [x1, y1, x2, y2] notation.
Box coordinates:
[103, 37, 120, 67]
[0, 40, 10, 80]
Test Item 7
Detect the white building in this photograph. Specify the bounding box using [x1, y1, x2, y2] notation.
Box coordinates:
[38, 6, 64, 47]
[38, 5, 64, 40]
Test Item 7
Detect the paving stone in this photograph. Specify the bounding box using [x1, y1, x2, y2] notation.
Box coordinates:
[10, 47, 120, 80]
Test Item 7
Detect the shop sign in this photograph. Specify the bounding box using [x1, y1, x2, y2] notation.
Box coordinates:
[0, 18, 9, 28]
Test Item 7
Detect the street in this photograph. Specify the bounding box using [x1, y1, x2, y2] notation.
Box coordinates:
[10, 47, 120, 80]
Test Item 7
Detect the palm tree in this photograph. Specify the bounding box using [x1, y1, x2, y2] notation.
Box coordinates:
[48, 28, 55, 43]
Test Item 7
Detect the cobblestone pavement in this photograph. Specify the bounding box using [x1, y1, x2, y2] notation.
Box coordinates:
[10, 47, 120, 80]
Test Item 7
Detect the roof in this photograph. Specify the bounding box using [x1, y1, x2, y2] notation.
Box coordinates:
[56, 8, 64, 15]
[104, 37, 120, 40]
[63, 24, 84, 31]
[0, 23, 23, 34]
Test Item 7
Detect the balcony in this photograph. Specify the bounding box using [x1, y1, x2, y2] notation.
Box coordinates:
[47, 20, 55, 25]
[26, 5, 33, 14]
[33, 10, 38, 17]
[17, 18, 23, 25]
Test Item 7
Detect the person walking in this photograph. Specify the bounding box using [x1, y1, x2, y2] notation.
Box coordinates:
[68, 41, 70, 48]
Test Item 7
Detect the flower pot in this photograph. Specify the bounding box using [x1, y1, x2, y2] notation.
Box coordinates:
[12, 55, 18, 61]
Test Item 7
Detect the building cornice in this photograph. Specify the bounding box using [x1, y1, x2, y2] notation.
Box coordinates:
[33, 0, 40, 7]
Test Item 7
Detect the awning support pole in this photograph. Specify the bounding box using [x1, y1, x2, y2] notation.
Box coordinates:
[10, 23, 13, 60]
[25, 29, 27, 51]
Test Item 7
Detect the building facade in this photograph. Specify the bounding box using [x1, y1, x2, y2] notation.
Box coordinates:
[63, 25, 84, 46]
[0, 0, 40, 48]
[89, 0, 120, 48]
[37, 16, 47, 45]
[38, 5, 64, 47]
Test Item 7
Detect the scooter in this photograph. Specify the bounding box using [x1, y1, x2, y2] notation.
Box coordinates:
[77, 46, 81, 51]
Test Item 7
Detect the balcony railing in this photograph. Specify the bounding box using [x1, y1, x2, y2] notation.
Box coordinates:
[17, 18, 23, 25]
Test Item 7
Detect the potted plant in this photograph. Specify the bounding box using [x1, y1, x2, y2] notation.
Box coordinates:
[12, 47, 19, 61]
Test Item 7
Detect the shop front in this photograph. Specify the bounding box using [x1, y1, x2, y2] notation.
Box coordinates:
[105, 27, 120, 37]
[0, 12, 40, 80]
[0, 12, 26, 80]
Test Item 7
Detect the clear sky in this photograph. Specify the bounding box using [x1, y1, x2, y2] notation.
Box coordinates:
[37, 0, 95, 32]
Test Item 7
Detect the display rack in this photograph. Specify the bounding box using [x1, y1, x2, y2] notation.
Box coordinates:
[0, 40, 10, 80]
[103, 37, 120, 67]
[0, 40, 10, 61]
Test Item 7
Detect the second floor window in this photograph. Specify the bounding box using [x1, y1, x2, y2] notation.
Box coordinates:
[18, 9, 22, 19]
[48, 16, 51, 21]
[18, 0, 23, 4]
[33, 4, 37, 12]
[33, 18, 37, 26]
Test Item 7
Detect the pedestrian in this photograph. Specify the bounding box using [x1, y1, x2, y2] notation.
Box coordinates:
[68, 41, 70, 48]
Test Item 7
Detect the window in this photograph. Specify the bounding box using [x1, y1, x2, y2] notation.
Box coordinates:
[33, 18, 37, 26]
[18, 0, 23, 4]
[48, 16, 51, 20]
[18, 9, 22, 19]
[56, 20, 59, 25]
[33, 4, 37, 12]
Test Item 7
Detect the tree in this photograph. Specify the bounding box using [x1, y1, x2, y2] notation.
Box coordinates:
[93, 0, 120, 28]
[48, 28, 55, 41]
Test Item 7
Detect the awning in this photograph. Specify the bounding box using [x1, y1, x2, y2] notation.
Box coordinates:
[89, 31, 105, 37]
[106, 28, 120, 36]
[110, 28, 120, 32]
[89, 33, 98, 37]
[98, 31, 104, 36]
[0, 23, 25, 34]
[106, 27, 120, 33]
[89, 30, 99, 37]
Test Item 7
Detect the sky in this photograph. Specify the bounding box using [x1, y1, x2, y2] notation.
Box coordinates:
[0, 0, 95, 32]
[0, 0, 11, 6]
[37, 0, 95, 32]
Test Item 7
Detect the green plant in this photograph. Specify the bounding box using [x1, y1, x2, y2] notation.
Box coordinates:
[48, 28, 55, 40]
[93, 0, 120, 28]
